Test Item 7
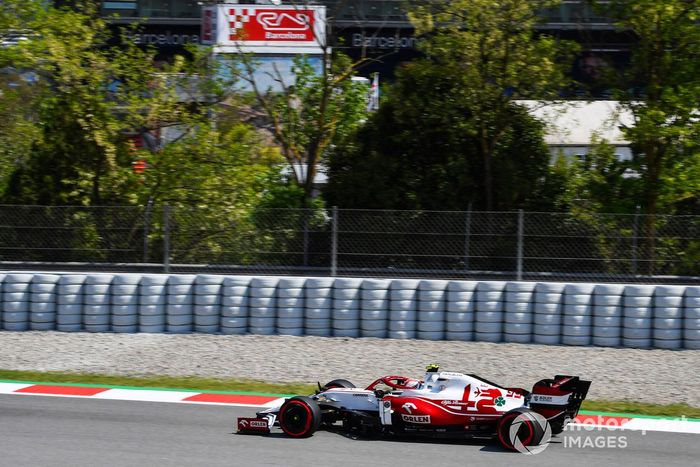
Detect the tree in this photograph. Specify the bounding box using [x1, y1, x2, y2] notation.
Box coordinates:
[594, 0, 700, 272]
[553, 137, 642, 214]
[0, 1, 293, 264]
[324, 60, 557, 211]
[0, 0, 282, 207]
[597, 0, 700, 212]
[232, 54, 368, 208]
[0, 0, 36, 31]
[222, 1, 372, 208]
[406, 0, 578, 211]
[1, 1, 149, 204]
[0, 74, 40, 194]
[0, 0, 43, 192]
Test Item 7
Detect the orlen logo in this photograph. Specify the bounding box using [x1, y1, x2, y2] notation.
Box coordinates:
[401, 414, 431, 424]
[257, 12, 310, 31]
[239, 419, 267, 428]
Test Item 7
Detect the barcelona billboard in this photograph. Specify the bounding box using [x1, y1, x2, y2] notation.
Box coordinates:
[201, 4, 326, 54]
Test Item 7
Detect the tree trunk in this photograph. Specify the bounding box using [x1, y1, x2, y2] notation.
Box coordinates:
[480, 129, 494, 211]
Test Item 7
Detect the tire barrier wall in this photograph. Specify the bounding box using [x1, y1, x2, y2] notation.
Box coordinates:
[1, 272, 699, 350]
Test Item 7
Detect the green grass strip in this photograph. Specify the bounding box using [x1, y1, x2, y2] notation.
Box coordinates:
[1, 369, 699, 419]
[578, 409, 700, 422]
[580, 400, 700, 420]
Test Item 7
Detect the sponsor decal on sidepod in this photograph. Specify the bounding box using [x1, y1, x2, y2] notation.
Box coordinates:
[402, 414, 431, 424]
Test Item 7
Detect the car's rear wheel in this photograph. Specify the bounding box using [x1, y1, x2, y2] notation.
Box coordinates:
[497, 408, 548, 451]
[278, 396, 322, 438]
[322, 379, 355, 389]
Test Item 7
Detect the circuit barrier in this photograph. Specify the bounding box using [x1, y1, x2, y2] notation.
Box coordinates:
[1, 272, 699, 350]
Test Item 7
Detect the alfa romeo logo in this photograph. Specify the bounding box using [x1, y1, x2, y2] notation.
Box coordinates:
[494, 396, 506, 407]
[509, 412, 552, 455]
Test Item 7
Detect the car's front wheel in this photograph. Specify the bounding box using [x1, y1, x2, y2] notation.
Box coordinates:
[278, 396, 322, 438]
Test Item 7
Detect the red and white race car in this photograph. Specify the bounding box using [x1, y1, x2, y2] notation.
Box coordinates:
[237, 365, 591, 450]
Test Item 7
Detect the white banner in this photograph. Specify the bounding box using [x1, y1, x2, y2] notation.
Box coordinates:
[202, 4, 326, 55]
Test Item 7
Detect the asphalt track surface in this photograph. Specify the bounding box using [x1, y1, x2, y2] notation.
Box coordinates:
[1, 394, 698, 467]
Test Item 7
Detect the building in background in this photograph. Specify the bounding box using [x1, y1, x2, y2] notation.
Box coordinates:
[99, 1, 631, 87]
[519, 100, 634, 162]
[99, 0, 202, 61]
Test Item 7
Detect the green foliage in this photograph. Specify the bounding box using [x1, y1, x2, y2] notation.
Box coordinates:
[591, 0, 700, 274]
[0, 0, 38, 32]
[0, 1, 151, 204]
[324, 63, 558, 211]
[272, 55, 367, 162]
[0, 1, 306, 265]
[555, 137, 642, 214]
[136, 123, 287, 264]
[595, 0, 700, 216]
[405, 0, 579, 210]
[0, 77, 40, 193]
[410, 0, 574, 100]
[232, 51, 368, 205]
[0, 0, 284, 208]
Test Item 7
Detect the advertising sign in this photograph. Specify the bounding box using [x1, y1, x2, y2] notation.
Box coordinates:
[201, 4, 326, 55]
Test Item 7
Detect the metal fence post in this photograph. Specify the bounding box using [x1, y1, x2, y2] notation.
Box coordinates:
[163, 203, 171, 273]
[632, 205, 641, 275]
[331, 206, 338, 276]
[516, 209, 524, 280]
[302, 210, 309, 267]
[463, 203, 472, 271]
[143, 197, 153, 263]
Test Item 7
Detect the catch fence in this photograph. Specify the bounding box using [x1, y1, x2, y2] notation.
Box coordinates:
[1, 205, 699, 283]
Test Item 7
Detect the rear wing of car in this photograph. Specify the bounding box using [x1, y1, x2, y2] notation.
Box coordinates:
[529, 375, 592, 433]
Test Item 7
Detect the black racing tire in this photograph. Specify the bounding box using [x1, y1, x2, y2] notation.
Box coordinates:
[322, 379, 355, 389]
[497, 408, 547, 451]
[278, 396, 322, 438]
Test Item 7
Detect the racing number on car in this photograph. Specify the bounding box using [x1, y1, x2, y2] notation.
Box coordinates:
[474, 388, 503, 413]
[461, 385, 471, 403]
[506, 390, 523, 399]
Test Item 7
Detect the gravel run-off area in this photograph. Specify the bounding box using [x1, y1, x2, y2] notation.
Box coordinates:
[1, 332, 698, 407]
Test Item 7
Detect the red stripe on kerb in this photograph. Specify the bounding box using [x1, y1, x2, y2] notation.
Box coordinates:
[15, 385, 110, 396]
[183, 393, 278, 405]
[574, 415, 631, 426]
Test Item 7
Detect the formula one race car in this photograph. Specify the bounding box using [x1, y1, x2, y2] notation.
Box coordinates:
[237, 365, 591, 450]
